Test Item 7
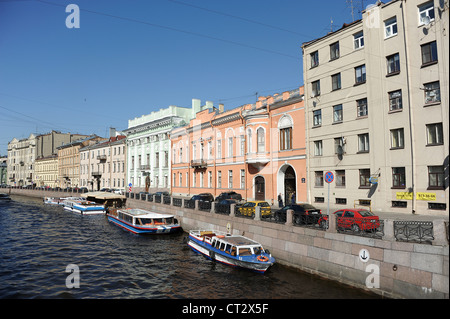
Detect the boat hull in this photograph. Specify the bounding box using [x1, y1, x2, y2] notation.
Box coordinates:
[187, 234, 274, 273]
[107, 214, 181, 235]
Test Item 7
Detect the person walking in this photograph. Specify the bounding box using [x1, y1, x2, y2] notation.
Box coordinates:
[291, 192, 296, 205]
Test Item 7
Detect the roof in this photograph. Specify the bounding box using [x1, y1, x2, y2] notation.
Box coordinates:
[118, 208, 174, 219]
[81, 191, 126, 200]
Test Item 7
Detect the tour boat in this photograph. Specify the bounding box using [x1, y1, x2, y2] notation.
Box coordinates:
[63, 199, 106, 214]
[187, 230, 275, 273]
[43, 196, 83, 205]
[107, 208, 181, 234]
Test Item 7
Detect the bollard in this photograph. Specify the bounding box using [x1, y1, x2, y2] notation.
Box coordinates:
[255, 206, 261, 221]
[285, 209, 294, 226]
[230, 204, 236, 217]
[328, 212, 337, 233]
[211, 201, 215, 214]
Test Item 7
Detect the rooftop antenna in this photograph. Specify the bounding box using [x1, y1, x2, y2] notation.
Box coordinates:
[347, 0, 355, 22]
[330, 17, 334, 32]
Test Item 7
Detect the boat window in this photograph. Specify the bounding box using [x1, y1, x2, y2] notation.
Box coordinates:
[219, 242, 226, 251]
[253, 246, 263, 255]
[225, 244, 232, 254]
[153, 218, 164, 225]
[135, 218, 142, 225]
[140, 218, 153, 225]
[238, 248, 252, 256]
[164, 217, 174, 224]
[215, 240, 220, 248]
[231, 246, 237, 256]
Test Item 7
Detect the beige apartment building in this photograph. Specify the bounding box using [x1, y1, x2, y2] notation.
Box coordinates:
[302, 0, 448, 216]
[34, 155, 58, 188]
[79, 133, 126, 191]
[57, 135, 105, 189]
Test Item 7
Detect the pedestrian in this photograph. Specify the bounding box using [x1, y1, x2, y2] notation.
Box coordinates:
[291, 192, 295, 205]
[278, 193, 283, 208]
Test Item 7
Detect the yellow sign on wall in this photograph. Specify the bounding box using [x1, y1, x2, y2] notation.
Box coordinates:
[396, 192, 413, 200]
[416, 192, 436, 201]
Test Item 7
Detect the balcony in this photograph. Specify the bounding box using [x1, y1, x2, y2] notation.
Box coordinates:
[97, 155, 107, 162]
[91, 171, 102, 178]
[190, 159, 207, 169]
[246, 153, 270, 168]
[140, 164, 150, 171]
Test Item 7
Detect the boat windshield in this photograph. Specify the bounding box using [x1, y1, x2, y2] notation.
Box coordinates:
[253, 246, 263, 255]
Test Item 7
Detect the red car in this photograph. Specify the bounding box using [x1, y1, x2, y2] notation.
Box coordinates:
[319, 209, 380, 232]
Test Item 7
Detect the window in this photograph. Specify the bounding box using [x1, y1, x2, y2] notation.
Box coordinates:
[228, 170, 233, 188]
[280, 127, 292, 150]
[217, 171, 222, 188]
[336, 170, 346, 187]
[426, 123, 444, 145]
[354, 31, 364, 49]
[385, 17, 398, 38]
[389, 90, 403, 111]
[421, 41, 438, 65]
[390, 128, 404, 149]
[314, 140, 323, 156]
[392, 167, 406, 188]
[428, 166, 444, 189]
[424, 81, 440, 104]
[257, 128, 265, 153]
[228, 137, 233, 157]
[359, 169, 371, 188]
[217, 140, 222, 158]
[240, 169, 245, 189]
[331, 73, 341, 91]
[357, 98, 368, 117]
[333, 104, 343, 123]
[312, 80, 320, 97]
[315, 171, 324, 187]
[418, 1, 435, 25]
[387, 53, 400, 75]
[355, 65, 366, 84]
[310, 50, 319, 68]
[330, 42, 339, 60]
[313, 110, 322, 127]
[358, 133, 369, 152]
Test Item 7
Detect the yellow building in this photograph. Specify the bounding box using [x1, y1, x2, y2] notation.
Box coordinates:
[34, 155, 58, 188]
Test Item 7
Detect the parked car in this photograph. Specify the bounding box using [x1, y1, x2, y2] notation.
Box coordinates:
[186, 193, 214, 208]
[215, 191, 243, 202]
[273, 204, 322, 224]
[238, 201, 271, 218]
[215, 199, 240, 215]
[318, 209, 380, 231]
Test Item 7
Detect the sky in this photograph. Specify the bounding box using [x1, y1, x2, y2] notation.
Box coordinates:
[0, 0, 366, 155]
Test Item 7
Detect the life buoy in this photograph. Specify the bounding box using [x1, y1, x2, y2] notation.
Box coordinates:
[257, 255, 269, 262]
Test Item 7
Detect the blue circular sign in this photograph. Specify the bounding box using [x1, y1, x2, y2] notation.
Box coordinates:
[325, 171, 334, 183]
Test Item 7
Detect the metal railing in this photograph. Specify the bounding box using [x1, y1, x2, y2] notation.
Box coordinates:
[394, 221, 434, 244]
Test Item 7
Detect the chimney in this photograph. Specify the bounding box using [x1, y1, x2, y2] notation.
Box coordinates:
[219, 103, 224, 113]
[109, 127, 116, 138]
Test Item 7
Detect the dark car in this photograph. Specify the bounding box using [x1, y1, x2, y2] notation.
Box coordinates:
[186, 193, 214, 208]
[215, 199, 240, 215]
[215, 191, 243, 202]
[273, 204, 322, 225]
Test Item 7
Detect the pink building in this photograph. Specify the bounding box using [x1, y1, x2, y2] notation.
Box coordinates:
[170, 87, 306, 205]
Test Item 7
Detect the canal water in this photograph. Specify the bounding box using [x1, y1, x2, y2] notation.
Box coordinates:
[0, 195, 379, 300]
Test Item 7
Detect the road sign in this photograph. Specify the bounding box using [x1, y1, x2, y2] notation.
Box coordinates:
[128, 183, 132, 187]
[325, 171, 334, 183]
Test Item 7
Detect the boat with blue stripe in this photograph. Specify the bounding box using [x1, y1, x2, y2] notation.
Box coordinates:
[63, 199, 106, 215]
[107, 208, 181, 235]
[187, 230, 275, 273]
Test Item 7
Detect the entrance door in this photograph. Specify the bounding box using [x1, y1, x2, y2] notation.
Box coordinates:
[255, 176, 265, 201]
[284, 166, 296, 205]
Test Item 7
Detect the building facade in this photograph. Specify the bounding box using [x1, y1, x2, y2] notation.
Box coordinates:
[124, 103, 202, 193]
[57, 135, 105, 189]
[79, 134, 126, 191]
[7, 134, 36, 186]
[34, 155, 58, 188]
[302, 0, 449, 215]
[171, 87, 307, 205]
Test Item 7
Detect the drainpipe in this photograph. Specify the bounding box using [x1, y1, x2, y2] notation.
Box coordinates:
[401, 0, 416, 214]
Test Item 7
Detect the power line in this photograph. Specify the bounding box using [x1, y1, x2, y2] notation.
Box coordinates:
[35, 0, 301, 61]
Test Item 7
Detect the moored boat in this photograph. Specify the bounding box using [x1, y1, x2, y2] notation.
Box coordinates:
[63, 199, 106, 215]
[107, 208, 181, 234]
[0, 193, 11, 201]
[187, 230, 275, 273]
[43, 196, 83, 205]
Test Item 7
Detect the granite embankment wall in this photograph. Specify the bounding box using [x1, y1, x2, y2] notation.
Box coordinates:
[6, 188, 449, 299]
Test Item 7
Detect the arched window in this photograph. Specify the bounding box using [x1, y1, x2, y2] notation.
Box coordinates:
[257, 127, 265, 153]
[278, 115, 293, 150]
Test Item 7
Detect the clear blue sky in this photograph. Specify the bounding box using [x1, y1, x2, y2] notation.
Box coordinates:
[0, 0, 363, 155]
